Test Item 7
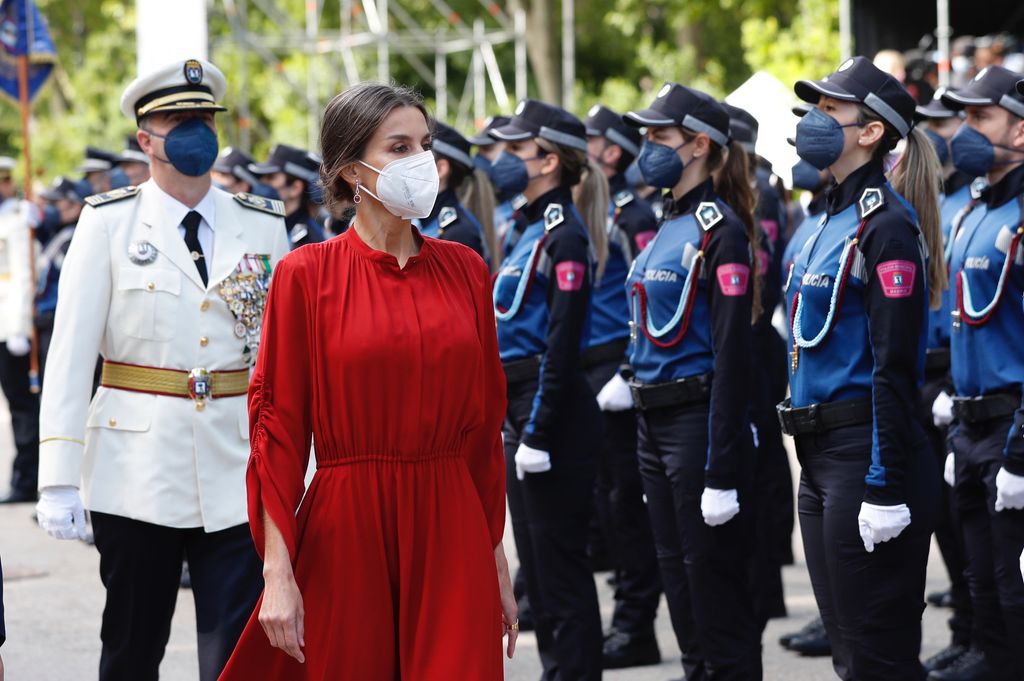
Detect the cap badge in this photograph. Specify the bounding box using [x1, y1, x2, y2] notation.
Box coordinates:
[128, 240, 157, 266]
[838, 58, 854, 72]
[515, 100, 526, 115]
[588, 104, 601, 117]
[975, 66, 990, 81]
[657, 83, 672, 98]
[184, 59, 203, 85]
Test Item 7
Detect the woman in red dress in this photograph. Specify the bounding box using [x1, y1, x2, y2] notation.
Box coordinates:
[219, 83, 518, 680]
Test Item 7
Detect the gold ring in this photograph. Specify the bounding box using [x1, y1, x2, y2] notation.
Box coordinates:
[508, 621, 520, 632]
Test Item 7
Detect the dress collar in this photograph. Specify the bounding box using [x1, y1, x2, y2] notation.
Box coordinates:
[148, 180, 216, 230]
[980, 163, 1024, 208]
[343, 222, 431, 271]
[522, 186, 575, 224]
[825, 160, 887, 217]
[662, 178, 715, 221]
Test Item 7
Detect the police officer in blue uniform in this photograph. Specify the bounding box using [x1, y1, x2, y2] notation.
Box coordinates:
[582, 104, 662, 669]
[211, 147, 279, 201]
[421, 122, 495, 264]
[249, 144, 326, 248]
[622, 83, 762, 680]
[940, 65, 1024, 681]
[781, 56, 945, 680]
[913, 92, 985, 680]
[489, 99, 609, 681]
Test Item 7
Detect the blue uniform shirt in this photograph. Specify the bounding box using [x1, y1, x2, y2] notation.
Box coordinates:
[786, 161, 928, 504]
[417, 188, 488, 263]
[285, 207, 326, 249]
[928, 173, 973, 350]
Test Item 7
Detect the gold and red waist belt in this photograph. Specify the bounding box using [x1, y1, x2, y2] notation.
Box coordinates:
[100, 360, 249, 409]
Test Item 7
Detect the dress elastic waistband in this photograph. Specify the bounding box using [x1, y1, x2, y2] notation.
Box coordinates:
[315, 451, 463, 468]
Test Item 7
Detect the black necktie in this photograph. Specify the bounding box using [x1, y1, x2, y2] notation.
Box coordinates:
[182, 210, 208, 286]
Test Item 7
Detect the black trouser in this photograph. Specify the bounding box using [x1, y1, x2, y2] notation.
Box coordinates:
[796, 422, 938, 681]
[0, 341, 39, 493]
[637, 401, 762, 681]
[920, 371, 973, 648]
[585, 359, 661, 636]
[950, 416, 1024, 680]
[750, 323, 791, 627]
[91, 512, 263, 681]
[504, 376, 604, 681]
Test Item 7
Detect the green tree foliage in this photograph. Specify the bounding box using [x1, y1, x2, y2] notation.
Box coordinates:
[742, 0, 841, 89]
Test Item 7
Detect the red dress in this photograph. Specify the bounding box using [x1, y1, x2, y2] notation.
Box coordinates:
[219, 227, 508, 680]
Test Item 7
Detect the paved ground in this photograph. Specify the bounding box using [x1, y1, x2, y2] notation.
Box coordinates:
[0, 395, 954, 680]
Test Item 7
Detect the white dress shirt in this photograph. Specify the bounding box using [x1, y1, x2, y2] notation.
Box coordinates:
[149, 181, 216, 264]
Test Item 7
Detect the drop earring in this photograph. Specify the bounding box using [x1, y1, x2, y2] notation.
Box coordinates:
[353, 180, 362, 204]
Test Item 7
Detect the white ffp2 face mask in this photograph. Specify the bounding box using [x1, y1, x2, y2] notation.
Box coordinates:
[359, 150, 439, 220]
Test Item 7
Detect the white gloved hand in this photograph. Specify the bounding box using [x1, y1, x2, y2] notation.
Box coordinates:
[857, 502, 911, 552]
[20, 199, 40, 228]
[701, 488, 740, 527]
[932, 391, 954, 427]
[514, 443, 552, 481]
[944, 452, 956, 487]
[596, 373, 634, 412]
[5, 335, 29, 357]
[36, 485, 87, 541]
[994, 467, 1024, 511]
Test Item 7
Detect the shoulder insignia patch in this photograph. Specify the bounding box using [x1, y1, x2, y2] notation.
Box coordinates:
[84, 185, 140, 207]
[512, 193, 528, 211]
[858, 187, 885, 219]
[438, 206, 458, 229]
[234, 192, 285, 217]
[544, 203, 565, 232]
[970, 177, 988, 200]
[613, 190, 635, 208]
[695, 201, 724, 232]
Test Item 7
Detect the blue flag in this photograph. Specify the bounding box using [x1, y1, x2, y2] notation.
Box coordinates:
[0, 0, 57, 104]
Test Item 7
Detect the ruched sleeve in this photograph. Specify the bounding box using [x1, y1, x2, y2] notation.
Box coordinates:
[464, 255, 508, 547]
[246, 252, 314, 562]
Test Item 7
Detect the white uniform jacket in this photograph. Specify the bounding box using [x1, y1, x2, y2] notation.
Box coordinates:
[38, 181, 290, 531]
[0, 198, 35, 342]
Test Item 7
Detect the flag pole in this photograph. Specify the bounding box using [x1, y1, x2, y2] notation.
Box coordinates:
[17, 0, 41, 393]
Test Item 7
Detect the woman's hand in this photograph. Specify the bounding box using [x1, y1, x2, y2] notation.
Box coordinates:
[495, 542, 519, 659]
[259, 564, 305, 663]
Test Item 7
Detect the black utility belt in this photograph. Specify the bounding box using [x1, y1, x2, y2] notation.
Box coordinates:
[582, 339, 630, 369]
[776, 397, 873, 436]
[629, 373, 711, 411]
[952, 392, 1020, 425]
[925, 347, 951, 374]
[502, 355, 541, 385]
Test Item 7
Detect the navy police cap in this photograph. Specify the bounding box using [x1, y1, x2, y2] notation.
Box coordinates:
[795, 56, 916, 138]
[721, 102, 758, 153]
[468, 115, 511, 146]
[584, 105, 641, 158]
[490, 100, 588, 153]
[1019, 79, 1024, 96]
[942, 65, 1024, 119]
[624, 83, 731, 148]
[432, 122, 475, 171]
[248, 144, 320, 185]
[915, 88, 962, 122]
[40, 176, 84, 203]
[214, 147, 262, 186]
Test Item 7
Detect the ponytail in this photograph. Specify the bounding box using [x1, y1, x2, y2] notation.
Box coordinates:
[710, 139, 763, 322]
[456, 167, 500, 273]
[888, 128, 947, 309]
[536, 138, 610, 280]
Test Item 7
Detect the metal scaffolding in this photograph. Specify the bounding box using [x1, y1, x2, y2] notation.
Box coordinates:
[213, 0, 530, 150]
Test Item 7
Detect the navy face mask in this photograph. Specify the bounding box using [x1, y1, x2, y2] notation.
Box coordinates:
[791, 159, 824, 191]
[795, 107, 862, 171]
[949, 124, 1024, 177]
[624, 160, 644, 189]
[637, 139, 692, 189]
[490, 151, 545, 195]
[923, 127, 951, 167]
[146, 118, 220, 177]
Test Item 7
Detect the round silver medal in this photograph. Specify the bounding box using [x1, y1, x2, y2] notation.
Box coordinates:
[234, 322, 247, 338]
[128, 241, 157, 265]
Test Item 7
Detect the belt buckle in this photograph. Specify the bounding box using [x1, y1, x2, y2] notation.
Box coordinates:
[188, 368, 211, 411]
[629, 382, 644, 411]
[807, 403, 822, 433]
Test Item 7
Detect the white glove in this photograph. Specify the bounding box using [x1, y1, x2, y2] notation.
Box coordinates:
[36, 485, 87, 541]
[596, 373, 634, 412]
[995, 467, 1024, 511]
[932, 391, 954, 427]
[701, 487, 740, 527]
[5, 335, 29, 357]
[514, 443, 552, 481]
[857, 502, 911, 553]
[944, 452, 955, 487]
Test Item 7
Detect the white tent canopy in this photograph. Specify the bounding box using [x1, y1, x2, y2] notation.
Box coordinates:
[725, 71, 801, 189]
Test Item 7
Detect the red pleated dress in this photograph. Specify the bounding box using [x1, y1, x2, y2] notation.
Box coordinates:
[219, 226, 508, 680]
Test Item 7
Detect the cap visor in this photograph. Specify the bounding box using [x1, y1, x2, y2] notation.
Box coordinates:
[914, 101, 956, 121]
[247, 162, 280, 176]
[489, 122, 534, 142]
[940, 87, 995, 111]
[212, 161, 234, 174]
[623, 109, 676, 128]
[467, 133, 495, 146]
[142, 102, 228, 117]
[794, 79, 858, 104]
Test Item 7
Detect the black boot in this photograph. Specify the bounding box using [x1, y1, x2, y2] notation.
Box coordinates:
[927, 589, 955, 608]
[923, 644, 969, 673]
[928, 648, 992, 681]
[602, 629, 661, 669]
[779, 616, 825, 649]
[788, 619, 831, 657]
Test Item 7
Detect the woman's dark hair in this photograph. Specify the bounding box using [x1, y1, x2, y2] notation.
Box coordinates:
[319, 82, 429, 214]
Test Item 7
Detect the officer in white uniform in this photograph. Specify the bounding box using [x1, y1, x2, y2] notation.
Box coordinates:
[0, 156, 39, 503]
[34, 59, 290, 681]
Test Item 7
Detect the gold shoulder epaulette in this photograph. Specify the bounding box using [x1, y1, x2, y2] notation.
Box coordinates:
[234, 192, 285, 217]
[84, 186, 140, 207]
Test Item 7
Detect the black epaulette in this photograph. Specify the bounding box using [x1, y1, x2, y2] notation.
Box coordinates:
[695, 201, 724, 231]
[857, 187, 885, 219]
[544, 204, 565, 232]
[613, 190, 635, 208]
[84, 186, 140, 207]
[438, 206, 458, 229]
[234, 192, 285, 217]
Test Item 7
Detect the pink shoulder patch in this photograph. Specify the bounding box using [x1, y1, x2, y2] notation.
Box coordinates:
[716, 263, 750, 296]
[761, 219, 779, 244]
[555, 261, 586, 291]
[876, 260, 916, 298]
[635, 230, 657, 252]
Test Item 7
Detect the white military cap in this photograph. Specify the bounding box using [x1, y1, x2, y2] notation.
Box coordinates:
[120, 58, 228, 121]
[0, 157, 15, 172]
